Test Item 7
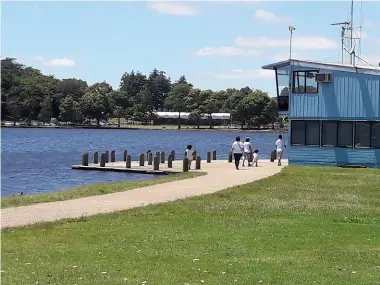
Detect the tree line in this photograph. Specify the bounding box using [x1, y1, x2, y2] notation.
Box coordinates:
[1, 57, 284, 129]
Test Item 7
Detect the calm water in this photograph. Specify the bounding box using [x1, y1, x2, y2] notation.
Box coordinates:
[1, 128, 288, 197]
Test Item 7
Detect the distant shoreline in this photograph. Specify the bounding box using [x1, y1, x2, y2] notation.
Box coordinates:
[1, 124, 288, 133]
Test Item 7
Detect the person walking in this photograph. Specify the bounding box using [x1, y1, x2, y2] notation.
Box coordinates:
[275, 134, 286, 166]
[242, 137, 253, 167]
[230, 136, 244, 170]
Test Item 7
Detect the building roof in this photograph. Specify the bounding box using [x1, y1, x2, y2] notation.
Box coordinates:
[155, 112, 231, 120]
[262, 59, 380, 75]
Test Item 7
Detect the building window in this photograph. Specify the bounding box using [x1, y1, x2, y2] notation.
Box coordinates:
[291, 120, 305, 145]
[292, 70, 319, 94]
[322, 121, 338, 146]
[291, 120, 320, 146]
[371, 121, 380, 149]
[306, 121, 320, 146]
[275, 66, 290, 112]
[355, 121, 371, 148]
[338, 121, 354, 147]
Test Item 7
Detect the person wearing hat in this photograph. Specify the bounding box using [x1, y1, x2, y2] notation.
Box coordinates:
[242, 137, 253, 167]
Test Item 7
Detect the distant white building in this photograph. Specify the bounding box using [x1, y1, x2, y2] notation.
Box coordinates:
[155, 112, 231, 120]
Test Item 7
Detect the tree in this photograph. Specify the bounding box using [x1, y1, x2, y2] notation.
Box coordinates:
[165, 83, 192, 129]
[79, 92, 111, 126]
[38, 96, 54, 122]
[108, 91, 131, 127]
[186, 88, 206, 128]
[202, 90, 221, 129]
[264, 98, 279, 129]
[132, 87, 155, 124]
[59, 95, 82, 124]
[119, 70, 147, 99]
[244, 90, 272, 129]
[147, 69, 171, 111]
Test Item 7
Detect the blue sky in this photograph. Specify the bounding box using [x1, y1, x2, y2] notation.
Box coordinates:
[2, 1, 380, 96]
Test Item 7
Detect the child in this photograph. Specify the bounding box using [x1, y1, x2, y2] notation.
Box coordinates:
[252, 149, 259, 167]
[275, 135, 286, 166]
[185, 145, 195, 169]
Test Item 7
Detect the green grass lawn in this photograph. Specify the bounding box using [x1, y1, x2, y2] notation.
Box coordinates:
[1, 172, 204, 208]
[2, 166, 380, 285]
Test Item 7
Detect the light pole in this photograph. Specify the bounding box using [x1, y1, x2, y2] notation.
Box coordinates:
[289, 25, 296, 60]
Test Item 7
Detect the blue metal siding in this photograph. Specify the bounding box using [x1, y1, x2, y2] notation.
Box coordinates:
[288, 146, 380, 168]
[289, 67, 380, 120]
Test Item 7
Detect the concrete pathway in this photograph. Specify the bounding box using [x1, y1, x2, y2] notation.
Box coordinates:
[1, 160, 287, 229]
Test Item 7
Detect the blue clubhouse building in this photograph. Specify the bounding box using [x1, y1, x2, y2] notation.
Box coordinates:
[262, 59, 380, 168]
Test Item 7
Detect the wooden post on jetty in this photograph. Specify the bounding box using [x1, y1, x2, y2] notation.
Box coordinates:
[168, 154, 173, 168]
[171, 150, 175, 161]
[228, 152, 233, 163]
[212, 150, 217, 160]
[105, 151, 109, 163]
[123, 150, 128, 161]
[100, 153, 106, 167]
[153, 155, 160, 170]
[207, 151, 211, 163]
[148, 152, 153, 165]
[196, 156, 201, 170]
[183, 157, 189, 172]
[94, 152, 99, 164]
[82, 152, 89, 166]
[160, 152, 165, 163]
[110, 150, 116, 162]
[139, 153, 145, 166]
[126, 155, 131, 168]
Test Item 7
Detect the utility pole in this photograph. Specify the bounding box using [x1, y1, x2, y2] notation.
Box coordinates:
[289, 25, 296, 60]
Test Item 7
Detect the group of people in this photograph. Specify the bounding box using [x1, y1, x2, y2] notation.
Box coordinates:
[230, 135, 286, 170]
[182, 134, 286, 171]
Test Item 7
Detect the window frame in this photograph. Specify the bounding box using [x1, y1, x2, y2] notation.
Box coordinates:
[370, 121, 380, 149]
[337, 121, 354, 148]
[292, 70, 319, 94]
[290, 120, 321, 147]
[354, 121, 372, 149]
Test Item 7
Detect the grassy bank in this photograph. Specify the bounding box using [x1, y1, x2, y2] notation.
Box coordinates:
[2, 166, 380, 285]
[1, 172, 205, 208]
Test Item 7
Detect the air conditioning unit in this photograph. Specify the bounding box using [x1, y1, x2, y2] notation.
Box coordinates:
[315, 72, 332, 83]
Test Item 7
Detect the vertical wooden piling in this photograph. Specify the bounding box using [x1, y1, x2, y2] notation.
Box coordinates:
[126, 155, 131, 168]
[148, 152, 153, 165]
[139, 153, 145, 166]
[82, 152, 89, 166]
[212, 150, 217, 160]
[94, 151, 99, 164]
[110, 150, 116, 162]
[105, 151, 109, 163]
[228, 152, 233, 163]
[153, 155, 160, 170]
[195, 156, 201, 170]
[207, 151, 211, 163]
[171, 150, 175, 161]
[183, 157, 189, 172]
[123, 150, 128, 161]
[160, 151, 165, 163]
[100, 153, 106, 167]
[168, 154, 173, 168]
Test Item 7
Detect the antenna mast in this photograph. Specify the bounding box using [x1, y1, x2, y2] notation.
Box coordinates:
[331, 0, 361, 66]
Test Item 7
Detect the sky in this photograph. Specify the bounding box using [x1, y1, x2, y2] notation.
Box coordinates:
[1, 0, 380, 96]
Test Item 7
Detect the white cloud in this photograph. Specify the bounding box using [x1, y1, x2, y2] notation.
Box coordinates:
[148, 2, 196, 16]
[253, 9, 288, 23]
[31, 56, 75, 67]
[235, 36, 337, 50]
[203, 69, 275, 80]
[195, 46, 260, 56]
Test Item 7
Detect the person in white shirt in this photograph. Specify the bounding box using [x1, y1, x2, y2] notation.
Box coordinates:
[275, 135, 286, 166]
[230, 136, 244, 170]
[185, 144, 195, 169]
[242, 137, 253, 167]
[252, 149, 259, 167]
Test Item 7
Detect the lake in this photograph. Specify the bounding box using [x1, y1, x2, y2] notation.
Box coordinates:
[1, 128, 288, 197]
